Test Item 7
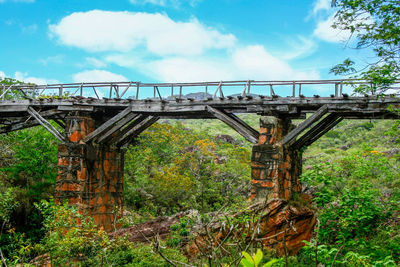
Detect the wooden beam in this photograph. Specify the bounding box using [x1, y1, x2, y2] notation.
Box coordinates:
[281, 104, 328, 145]
[302, 116, 343, 147]
[107, 114, 147, 145]
[228, 113, 259, 138]
[116, 116, 159, 146]
[82, 106, 132, 143]
[96, 113, 139, 143]
[0, 120, 40, 134]
[27, 107, 65, 142]
[206, 106, 258, 143]
[292, 113, 342, 149]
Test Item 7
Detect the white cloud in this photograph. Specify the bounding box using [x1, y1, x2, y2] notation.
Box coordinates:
[109, 45, 320, 83]
[312, 0, 331, 14]
[21, 23, 37, 34]
[39, 54, 64, 65]
[232, 45, 319, 80]
[105, 54, 140, 68]
[145, 57, 234, 82]
[14, 71, 59, 84]
[50, 10, 320, 83]
[72, 70, 128, 82]
[281, 36, 317, 60]
[313, 15, 352, 43]
[49, 10, 236, 56]
[0, 71, 6, 79]
[85, 57, 107, 68]
[129, 0, 167, 6]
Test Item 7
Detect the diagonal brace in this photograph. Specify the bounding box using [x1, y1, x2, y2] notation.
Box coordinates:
[27, 107, 65, 142]
[292, 113, 343, 149]
[207, 106, 259, 143]
[115, 116, 159, 147]
[281, 104, 328, 145]
[96, 113, 139, 144]
[82, 107, 132, 143]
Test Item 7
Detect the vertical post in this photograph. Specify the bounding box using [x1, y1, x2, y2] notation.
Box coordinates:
[292, 82, 296, 97]
[335, 83, 338, 97]
[179, 86, 182, 99]
[115, 85, 119, 98]
[59, 85, 63, 98]
[136, 82, 140, 100]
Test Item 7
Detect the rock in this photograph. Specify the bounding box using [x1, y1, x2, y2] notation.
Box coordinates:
[110, 199, 316, 257]
[382, 148, 400, 157]
[215, 134, 236, 144]
[109, 211, 190, 242]
[339, 143, 352, 150]
[186, 197, 316, 257]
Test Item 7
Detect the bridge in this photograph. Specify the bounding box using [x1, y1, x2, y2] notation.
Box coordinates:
[1, 79, 400, 231]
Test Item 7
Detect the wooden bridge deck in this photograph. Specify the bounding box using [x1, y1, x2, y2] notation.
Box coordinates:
[1, 79, 400, 144]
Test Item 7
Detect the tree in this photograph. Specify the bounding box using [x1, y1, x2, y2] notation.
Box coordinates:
[330, 0, 400, 94]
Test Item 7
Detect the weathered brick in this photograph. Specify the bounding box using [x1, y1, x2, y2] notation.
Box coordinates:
[56, 116, 125, 232]
[251, 116, 302, 202]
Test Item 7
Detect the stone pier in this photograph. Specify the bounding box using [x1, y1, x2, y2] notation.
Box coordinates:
[250, 116, 302, 202]
[55, 114, 124, 231]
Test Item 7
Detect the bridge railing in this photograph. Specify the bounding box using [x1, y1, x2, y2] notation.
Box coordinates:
[1, 79, 400, 100]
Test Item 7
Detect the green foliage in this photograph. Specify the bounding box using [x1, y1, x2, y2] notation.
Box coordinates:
[300, 146, 400, 266]
[240, 249, 279, 267]
[167, 217, 194, 247]
[33, 200, 188, 266]
[124, 122, 250, 216]
[331, 0, 400, 93]
[0, 187, 19, 228]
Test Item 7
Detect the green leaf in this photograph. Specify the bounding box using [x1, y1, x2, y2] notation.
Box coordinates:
[254, 249, 263, 266]
[242, 251, 254, 264]
[240, 258, 254, 267]
[262, 259, 279, 267]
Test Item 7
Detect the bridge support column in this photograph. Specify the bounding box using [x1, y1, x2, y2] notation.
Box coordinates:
[250, 116, 302, 202]
[55, 115, 124, 231]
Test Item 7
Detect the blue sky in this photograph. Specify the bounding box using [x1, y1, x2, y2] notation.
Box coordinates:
[0, 0, 371, 85]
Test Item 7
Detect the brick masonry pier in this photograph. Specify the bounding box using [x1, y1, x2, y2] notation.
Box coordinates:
[55, 114, 124, 231]
[251, 116, 302, 202]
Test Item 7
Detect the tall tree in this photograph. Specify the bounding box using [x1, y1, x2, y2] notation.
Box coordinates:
[330, 0, 400, 94]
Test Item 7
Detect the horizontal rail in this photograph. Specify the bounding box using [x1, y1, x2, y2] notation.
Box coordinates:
[1, 79, 400, 100]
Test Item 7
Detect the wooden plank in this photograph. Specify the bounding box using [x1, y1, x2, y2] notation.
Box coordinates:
[281, 104, 328, 145]
[207, 106, 258, 143]
[292, 113, 340, 149]
[228, 113, 260, 138]
[107, 115, 147, 144]
[0, 120, 40, 134]
[303, 116, 343, 147]
[82, 106, 132, 143]
[116, 116, 159, 146]
[58, 105, 94, 112]
[27, 107, 65, 142]
[96, 113, 139, 143]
